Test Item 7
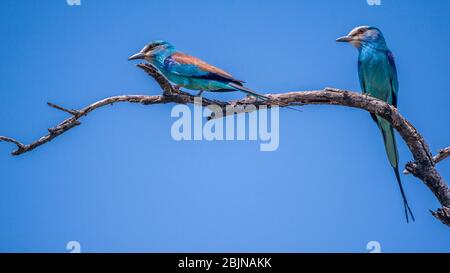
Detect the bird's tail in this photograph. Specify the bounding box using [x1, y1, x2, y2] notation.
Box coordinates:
[394, 167, 415, 223]
[228, 83, 301, 112]
[376, 115, 415, 223]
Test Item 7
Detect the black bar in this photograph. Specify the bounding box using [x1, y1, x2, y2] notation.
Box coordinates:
[0, 253, 447, 271]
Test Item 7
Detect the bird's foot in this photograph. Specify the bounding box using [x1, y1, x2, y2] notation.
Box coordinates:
[363, 93, 374, 100]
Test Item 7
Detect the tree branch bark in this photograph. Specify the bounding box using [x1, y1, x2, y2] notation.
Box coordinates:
[404, 147, 450, 174]
[1, 63, 449, 226]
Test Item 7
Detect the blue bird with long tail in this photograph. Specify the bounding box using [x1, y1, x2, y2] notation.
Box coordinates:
[337, 26, 414, 222]
[129, 40, 275, 103]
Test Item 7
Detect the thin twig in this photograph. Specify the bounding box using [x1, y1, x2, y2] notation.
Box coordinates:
[47, 102, 80, 116]
[404, 147, 450, 175]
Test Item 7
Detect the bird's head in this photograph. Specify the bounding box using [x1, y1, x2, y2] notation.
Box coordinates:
[336, 26, 387, 49]
[128, 40, 174, 61]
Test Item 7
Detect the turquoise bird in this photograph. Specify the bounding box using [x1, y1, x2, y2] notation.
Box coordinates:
[128, 40, 271, 101]
[337, 26, 414, 222]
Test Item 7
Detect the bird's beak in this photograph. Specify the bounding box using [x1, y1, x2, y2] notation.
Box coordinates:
[128, 52, 146, 61]
[336, 35, 352, 43]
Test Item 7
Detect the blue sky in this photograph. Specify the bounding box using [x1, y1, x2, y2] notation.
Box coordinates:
[0, 0, 449, 252]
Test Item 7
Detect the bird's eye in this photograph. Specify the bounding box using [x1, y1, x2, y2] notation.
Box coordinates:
[145, 44, 158, 52]
[150, 43, 163, 49]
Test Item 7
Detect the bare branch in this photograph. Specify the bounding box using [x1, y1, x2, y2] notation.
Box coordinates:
[0, 63, 449, 226]
[0, 136, 26, 155]
[1, 95, 167, 155]
[404, 147, 450, 175]
[434, 147, 450, 165]
[47, 102, 80, 116]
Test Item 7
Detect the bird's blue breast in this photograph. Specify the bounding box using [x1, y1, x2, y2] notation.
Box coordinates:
[358, 47, 394, 103]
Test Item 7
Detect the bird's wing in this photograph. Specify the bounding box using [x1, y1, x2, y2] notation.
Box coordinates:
[387, 51, 399, 107]
[164, 52, 244, 84]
